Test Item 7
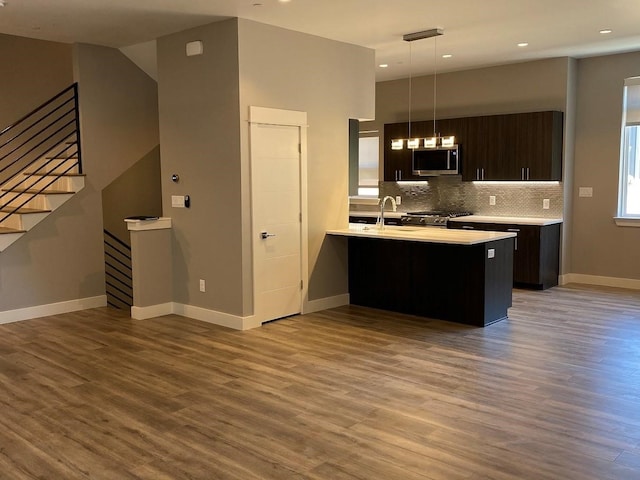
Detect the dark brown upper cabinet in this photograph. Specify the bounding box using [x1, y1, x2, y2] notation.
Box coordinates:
[383, 111, 563, 182]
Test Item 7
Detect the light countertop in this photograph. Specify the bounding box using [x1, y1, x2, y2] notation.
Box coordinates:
[450, 215, 563, 226]
[327, 224, 516, 245]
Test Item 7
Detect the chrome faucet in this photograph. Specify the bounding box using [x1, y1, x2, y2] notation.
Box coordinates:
[378, 196, 397, 230]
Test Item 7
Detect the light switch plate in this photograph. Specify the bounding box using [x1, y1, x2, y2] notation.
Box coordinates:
[579, 187, 593, 198]
[489, 195, 496, 206]
[487, 248, 495, 259]
[172, 195, 185, 208]
[395, 195, 402, 205]
[543, 199, 550, 209]
[186, 40, 204, 56]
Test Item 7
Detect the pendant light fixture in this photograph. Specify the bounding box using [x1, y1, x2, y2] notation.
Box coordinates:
[391, 28, 454, 150]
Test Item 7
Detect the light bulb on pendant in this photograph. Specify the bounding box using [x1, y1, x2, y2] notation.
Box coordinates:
[391, 139, 404, 150]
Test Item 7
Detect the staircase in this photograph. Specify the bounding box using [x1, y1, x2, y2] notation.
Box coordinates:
[0, 84, 84, 252]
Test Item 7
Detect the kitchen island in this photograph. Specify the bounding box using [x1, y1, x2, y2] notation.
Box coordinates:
[327, 225, 516, 327]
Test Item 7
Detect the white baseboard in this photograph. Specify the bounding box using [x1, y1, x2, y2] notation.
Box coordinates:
[131, 303, 173, 320]
[560, 273, 640, 290]
[304, 293, 350, 314]
[0, 295, 107, 325]
[173, 303, 260, 330]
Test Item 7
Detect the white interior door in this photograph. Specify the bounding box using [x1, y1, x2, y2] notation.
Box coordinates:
[251, 121, 302, 323]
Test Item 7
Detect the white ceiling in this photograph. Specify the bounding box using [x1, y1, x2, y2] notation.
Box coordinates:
[1, 0, 640, 81]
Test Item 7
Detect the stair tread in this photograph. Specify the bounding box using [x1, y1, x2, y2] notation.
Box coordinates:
[0, 227, 25, 234]
[23, 172, 85, 177]
[46, 156, 78, 160]
[1, 188, 75, 195]
[0, 207, 52, 214]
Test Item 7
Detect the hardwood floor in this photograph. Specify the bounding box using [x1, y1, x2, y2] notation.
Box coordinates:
[1, 284, 640, 479]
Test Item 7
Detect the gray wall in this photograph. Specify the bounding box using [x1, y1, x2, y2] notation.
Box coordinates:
[102, 146, 163, 243]
[572, 51, 640, 280]
[0, 34, 73, 129]
[157, 18, 374, 317]
[366, 57, 570, 131]
[237, 19, 375, 305]
[0, 43, 159, 313]
[157, 20, 243, 314]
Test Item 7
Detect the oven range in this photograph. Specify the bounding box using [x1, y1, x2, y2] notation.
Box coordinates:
[400, 211, 472, 228]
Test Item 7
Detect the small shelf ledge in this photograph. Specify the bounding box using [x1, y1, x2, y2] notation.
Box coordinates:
[125, 217, 172, 231]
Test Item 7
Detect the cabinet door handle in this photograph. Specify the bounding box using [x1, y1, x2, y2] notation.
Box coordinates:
[476, 168, 479, 180]
[527, 167, 531, 180]
[521, 167, 525, 180]
[507, 228, 520, 232]
[481, 168, 485, 180]
[462, 225, 475, 230]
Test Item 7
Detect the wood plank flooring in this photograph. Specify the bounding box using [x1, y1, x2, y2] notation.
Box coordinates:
[1, 284, 640, 479]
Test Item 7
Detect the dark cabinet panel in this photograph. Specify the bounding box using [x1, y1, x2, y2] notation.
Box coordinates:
[448, 221, 561, 289]
[348, 238, 413, 314]
[514, 111, 564, 180]
[348, 236, 514, 326]
[386, 111, 563, 182]
[463, 116, 493, 181]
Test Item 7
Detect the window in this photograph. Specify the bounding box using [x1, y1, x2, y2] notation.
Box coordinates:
[358, 136, 379, 196]
[617, 77, 640, 225]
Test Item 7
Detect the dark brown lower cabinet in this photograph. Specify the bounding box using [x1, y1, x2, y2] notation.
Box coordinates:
[448, 221, 561, 289]
[348, 236, 514, 327]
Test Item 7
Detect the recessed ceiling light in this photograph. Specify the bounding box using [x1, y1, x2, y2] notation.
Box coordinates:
[517, 42, 529, 47]
[599, 29, 613, 34]
[442, 54, 453, 59]
[379, 64, 389, 68]
[278, 0, 292, 2]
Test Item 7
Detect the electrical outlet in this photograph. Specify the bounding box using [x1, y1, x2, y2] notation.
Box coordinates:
[199, 279, 206, 292]
[543, 198, 550, 209]
[395, 195, 402, 206]
[489, 195, 496, 206]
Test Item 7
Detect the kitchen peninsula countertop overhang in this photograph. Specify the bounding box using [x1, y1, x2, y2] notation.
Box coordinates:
[327, 224, 516, 245]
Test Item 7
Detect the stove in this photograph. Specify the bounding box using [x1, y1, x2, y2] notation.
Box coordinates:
[400, 211, 472, 227]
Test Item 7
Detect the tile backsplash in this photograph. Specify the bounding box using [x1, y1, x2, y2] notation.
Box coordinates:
[352, 176, 563, 218]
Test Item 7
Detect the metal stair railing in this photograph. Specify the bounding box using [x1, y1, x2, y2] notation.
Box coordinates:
[0, 83, 82, 225]
[103, 229, 133, 310]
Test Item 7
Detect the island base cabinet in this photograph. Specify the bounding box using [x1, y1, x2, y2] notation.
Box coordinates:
[449, 222, 560, 290]
[348, 237, 514, 327]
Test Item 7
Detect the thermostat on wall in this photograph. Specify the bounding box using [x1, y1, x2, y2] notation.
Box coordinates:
[186, 40, 203, 57]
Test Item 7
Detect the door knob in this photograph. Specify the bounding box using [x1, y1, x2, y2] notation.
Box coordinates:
[260, 231, 276, 239]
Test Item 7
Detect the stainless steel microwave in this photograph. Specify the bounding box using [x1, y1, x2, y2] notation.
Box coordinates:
[412, 145, 460, 176]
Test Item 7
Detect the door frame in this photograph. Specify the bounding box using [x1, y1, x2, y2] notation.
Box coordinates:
[249, 106, 308, 324]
